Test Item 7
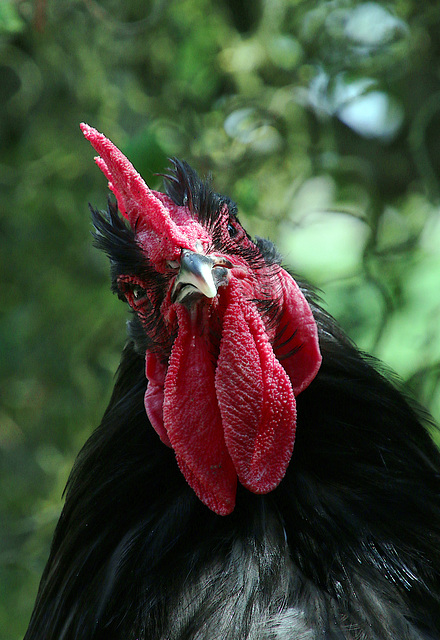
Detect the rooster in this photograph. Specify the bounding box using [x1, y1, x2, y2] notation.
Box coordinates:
[24, 124, 440, 640]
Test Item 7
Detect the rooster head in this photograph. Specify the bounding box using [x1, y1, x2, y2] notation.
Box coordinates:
[81, 123, 321, 515]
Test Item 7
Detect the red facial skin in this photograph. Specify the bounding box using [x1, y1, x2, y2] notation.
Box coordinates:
[82, 124, 322, 515]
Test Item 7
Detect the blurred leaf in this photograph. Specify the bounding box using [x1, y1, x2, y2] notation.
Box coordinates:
[0, 1, 25, 34]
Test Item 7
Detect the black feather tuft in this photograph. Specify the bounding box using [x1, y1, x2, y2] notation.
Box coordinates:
[254, 236, 282, 265]
[91, 200, 145, 296]
[163, 158, 238, 227]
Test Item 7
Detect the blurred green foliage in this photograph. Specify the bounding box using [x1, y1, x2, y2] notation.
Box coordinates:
[1, 0, 440, 637]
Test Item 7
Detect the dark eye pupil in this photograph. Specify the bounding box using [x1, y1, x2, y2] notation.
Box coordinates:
[132, 285, 145, 300]
[227, 221, 237, 237]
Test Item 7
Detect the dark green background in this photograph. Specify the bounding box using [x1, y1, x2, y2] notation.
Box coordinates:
[1, 1, 440, 637]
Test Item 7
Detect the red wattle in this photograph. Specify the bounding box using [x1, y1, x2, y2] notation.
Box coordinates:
[162, 306, 237, 515]
[274, 269, 322, 395]
[144, 352, 171, 447]
[216, 280, 297, 494]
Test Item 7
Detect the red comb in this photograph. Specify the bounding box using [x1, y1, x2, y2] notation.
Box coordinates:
[80, 123, 189, 251]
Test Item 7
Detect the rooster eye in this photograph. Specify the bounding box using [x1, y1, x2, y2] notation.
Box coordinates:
[227, 221, 238, 237]
[132, 285, 147, 302]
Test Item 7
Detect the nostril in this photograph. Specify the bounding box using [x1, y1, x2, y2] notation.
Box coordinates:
[167, 260, 180, 269]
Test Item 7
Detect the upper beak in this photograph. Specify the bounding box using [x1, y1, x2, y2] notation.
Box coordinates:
[171, 249, 232, 304]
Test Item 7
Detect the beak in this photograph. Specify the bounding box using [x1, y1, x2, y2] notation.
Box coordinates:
[171, 250, 232, 304]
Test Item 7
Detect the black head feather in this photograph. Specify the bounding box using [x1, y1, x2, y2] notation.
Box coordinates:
[162, 158, 238, 228]
[91, 199, 146, 297]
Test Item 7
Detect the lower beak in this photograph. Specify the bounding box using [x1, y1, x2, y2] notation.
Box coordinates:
[171, 249, 232, 304]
